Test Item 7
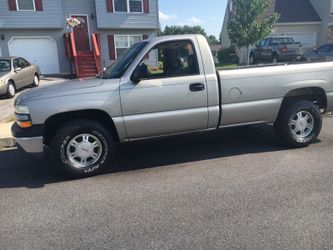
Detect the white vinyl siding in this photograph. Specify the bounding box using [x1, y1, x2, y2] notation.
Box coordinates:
[16, 0, 35, 11]
[115, 35, 142, 58]
[114, 0, 143, 13]
[331, 0, 333, 14]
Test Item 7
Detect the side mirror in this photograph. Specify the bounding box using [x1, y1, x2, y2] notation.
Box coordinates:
[131, 64, 149, 84]
[15, 67, 22, 72]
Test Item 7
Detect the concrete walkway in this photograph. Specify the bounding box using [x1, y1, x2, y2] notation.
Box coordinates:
[0, 122, 15, 149]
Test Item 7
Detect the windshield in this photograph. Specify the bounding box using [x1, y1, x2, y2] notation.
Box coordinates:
[102, 42, 148, 79]
[0, 59, 11, 72]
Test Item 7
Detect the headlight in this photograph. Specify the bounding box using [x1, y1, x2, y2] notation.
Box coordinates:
[15, 105, 30, 114]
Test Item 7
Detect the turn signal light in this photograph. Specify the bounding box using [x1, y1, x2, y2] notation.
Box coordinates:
[17, 121, 33, 128]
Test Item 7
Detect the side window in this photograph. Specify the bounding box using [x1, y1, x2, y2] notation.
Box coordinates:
[20, 58, 31, 67]
[13, 59, 20, 69]
[270, 38, 280, 46]
[134, 40, 200, 80]
[260, 39, 266, 47]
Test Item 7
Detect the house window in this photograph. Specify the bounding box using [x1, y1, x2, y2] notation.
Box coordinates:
[114, 0, 143, 13]
[115, 35, 142, 58]
[114, 0, 127, 12]
[129, 0, 142, 12]
[16, 0, 35, 11]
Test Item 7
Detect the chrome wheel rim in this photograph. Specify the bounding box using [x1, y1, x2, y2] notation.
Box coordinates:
[8, 84, 15, 96]
[66, 134, 102, 169]
[34, 76, 39, 86]
[289, 111, 314, 138]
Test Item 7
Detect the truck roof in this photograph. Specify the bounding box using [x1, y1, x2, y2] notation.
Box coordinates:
[144, 34, 205, 43]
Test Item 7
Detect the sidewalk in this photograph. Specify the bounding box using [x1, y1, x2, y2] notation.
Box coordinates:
[0, 122, 15, 149]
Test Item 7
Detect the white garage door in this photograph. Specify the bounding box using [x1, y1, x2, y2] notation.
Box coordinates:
[8, 37, 60, 74]
[285, 32, 317, 48]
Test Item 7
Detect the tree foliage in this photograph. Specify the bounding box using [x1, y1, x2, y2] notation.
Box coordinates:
[227, 0, 279, 48]
[207, 35, 220, 45]
[160, 25, 220, 45]
[162, 25, 207, 37]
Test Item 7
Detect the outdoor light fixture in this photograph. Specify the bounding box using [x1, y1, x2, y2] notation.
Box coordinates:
[90, 14, 94, 20]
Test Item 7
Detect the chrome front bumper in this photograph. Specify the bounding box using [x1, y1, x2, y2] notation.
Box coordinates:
[14, 136, 44, 153]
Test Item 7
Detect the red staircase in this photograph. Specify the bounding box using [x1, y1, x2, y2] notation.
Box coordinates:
[63, 32, 102, 79]
[77, 51, 98, 78]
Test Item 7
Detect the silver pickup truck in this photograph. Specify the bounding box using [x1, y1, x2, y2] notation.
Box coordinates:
[12, 35, 333, 177]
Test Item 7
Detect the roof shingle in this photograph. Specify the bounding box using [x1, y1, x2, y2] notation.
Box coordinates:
[275, 0, 321, 23]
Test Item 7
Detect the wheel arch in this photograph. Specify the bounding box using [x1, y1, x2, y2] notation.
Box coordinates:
[44, 109, 120, 146]
[277, 87, 327, 119]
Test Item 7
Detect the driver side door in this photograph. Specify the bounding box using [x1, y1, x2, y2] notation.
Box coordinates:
[120, 39, 209, 139]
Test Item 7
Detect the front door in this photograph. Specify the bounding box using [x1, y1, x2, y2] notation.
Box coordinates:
[71, 15, 90, 51]
[120, 39, 209, 139]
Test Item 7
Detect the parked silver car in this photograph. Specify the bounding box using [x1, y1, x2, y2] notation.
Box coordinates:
[0, 57, 41, 98]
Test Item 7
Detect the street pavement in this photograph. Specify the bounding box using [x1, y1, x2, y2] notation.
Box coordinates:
[0, 77, 67, 123]
[0, 118, 332, 249]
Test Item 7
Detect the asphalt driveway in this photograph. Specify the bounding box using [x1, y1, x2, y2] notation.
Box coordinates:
[0, 118, 332, 249]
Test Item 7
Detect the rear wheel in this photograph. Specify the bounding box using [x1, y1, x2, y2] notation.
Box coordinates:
[6, 81, 16, 98]
[32, 74, 39, 87]
[50, 119, 114, 178]
[272, 54, 278, 64]
[250, 53, 256, 65]
[274, 100, 322, 147]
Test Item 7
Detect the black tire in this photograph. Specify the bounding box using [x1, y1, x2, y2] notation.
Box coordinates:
[6, 81, 16, 98]
[274, 100, 322, 147]
[50, 119, 115, 178]
[250, 53, 256, 65]
[272, 54, 278, 64]
[31, 74, 40, 87]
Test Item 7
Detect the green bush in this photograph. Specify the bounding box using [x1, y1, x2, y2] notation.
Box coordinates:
[217, 46, 239, 64]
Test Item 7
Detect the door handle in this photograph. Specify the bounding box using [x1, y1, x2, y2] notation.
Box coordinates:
[189, 83, 205, 92]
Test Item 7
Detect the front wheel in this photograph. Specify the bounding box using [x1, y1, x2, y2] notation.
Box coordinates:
[274, 100, 322, 147]
[32, 74, 39, 87]
[50, 119, 114, 177]
[6, 81, 16, 98]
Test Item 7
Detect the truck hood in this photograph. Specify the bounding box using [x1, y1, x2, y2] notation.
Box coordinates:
[16, 78, 104, 104]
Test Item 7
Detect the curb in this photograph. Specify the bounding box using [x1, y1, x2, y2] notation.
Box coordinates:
[0, 122, 16, 150]
[0, 137, 16, 150]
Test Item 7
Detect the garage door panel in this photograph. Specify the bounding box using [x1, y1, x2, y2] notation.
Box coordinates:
[8, 38, 60, 74]
[285, 32, 317, 48]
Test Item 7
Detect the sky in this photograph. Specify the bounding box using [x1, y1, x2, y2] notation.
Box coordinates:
[159, 0, 228, 38]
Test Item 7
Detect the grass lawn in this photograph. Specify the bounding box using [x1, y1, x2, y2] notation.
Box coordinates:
[215, 64, 238, 70]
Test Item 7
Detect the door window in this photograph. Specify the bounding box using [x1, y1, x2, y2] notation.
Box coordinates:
[133, 40, 200, 80]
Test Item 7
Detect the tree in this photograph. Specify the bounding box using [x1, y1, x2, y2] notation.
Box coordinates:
[207, 35, 220, 45]
[162, 25, 207, 37]
[227, 0, 279, 64]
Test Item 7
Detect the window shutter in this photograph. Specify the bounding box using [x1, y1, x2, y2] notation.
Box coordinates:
[143, 0, 149, 13]
[108, 35, 116, 60]
[35, 0, 43, 11]
[106, 0, 114, 13]
[8, 0, 17, 11]
[143, 35, 149, 59]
